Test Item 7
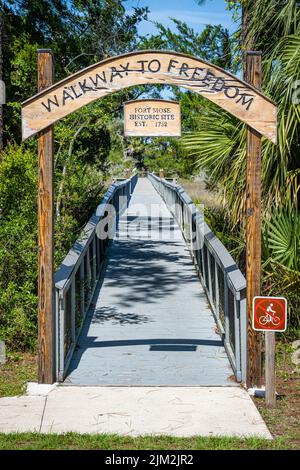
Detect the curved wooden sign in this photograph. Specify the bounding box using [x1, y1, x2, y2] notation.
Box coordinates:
[22, 50, 277, 142]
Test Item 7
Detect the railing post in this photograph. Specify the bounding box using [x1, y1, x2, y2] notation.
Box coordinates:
[207, 249, 213, 304]
[86, 249, 91, 304]
[234, 296, 242, 381]
[80, 262, 85, 319]
[240, 294, 248, 383]
[215, 260, 220, 319]
[200, 243, 206, 285]
[224, 274, 230, 346]
[58, 292, 65, 382]
[71, 281, 76, 343]
[92, 237, 97, 284]
[55, 289, 60, 381]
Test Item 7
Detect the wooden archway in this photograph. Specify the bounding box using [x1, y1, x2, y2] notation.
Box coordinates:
[22, 50, 276, 142]
[21, 50, 277, 386]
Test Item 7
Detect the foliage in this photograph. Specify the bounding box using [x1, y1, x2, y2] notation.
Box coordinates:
[179, 0, 300, 336]
[181, 109, 246, 225]
[1, 0, 149, 143]
[0, 1, 149, 350]
[262, 260, 300, 335]
[142, 19, 237, 71]
[0, 145, 38, 349]
[264, 207, 300, 271]
[122, 17, 238, 177]
[180, 0, 300, 218]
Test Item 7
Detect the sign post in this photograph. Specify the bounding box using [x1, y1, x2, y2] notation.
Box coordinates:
[253, 296, 288, 407]
[265, 332, 276, 407]
[37, 49, 55, 384]
[245, 51, 263, 388]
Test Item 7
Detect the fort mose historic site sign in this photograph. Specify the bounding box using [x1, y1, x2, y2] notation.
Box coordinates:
[124, 100, 181, 137]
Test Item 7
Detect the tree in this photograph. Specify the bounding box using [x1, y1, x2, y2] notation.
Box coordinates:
[142, 19, 236, 71]
[180, 0, 300, 332]
[0, 9, 3, 151]
[0, 0, 150, 351]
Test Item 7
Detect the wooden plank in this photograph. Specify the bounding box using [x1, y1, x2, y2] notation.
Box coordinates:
[22, 51, 277, 142]
[124, 99, 181, 137]
[265, 331, 276, 407]
[66, 177, 238, 386]
[246, 51, 262, 388]
[37, 50, 55, 384]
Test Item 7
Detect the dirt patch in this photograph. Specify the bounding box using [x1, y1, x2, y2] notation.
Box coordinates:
[254, 343, 300, 449]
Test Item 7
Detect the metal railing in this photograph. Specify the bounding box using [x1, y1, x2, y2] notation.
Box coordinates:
[54, 173, 138, 381]
[148, 173, 247, 383]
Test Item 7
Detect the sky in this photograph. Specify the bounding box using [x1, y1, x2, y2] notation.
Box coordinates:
[126, 0, 238, 37]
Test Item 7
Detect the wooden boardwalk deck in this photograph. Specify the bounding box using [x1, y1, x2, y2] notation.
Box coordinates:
[65, 178, 236, 386]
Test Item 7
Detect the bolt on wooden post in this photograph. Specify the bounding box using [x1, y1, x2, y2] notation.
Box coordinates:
[37, 49, 55, 384]
[245, 51, 262, 388]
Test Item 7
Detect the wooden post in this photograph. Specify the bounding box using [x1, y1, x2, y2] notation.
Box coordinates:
[159, 168, 164, 179]
[37, 49, 55, 384]
[245, 51, 262, 388]
[265, 331, 276, 407]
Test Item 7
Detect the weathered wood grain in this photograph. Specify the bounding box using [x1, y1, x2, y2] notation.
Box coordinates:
[124, 99, 181, 137]
[37, 50, 55, 384]
[246, 51, 262, 388]
[22, 51, 277, 142]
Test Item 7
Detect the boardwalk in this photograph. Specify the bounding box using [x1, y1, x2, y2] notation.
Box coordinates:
[66, 178, 235, 386]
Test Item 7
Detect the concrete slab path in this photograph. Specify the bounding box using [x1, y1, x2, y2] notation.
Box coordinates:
[0, 386, 272, 438]
[66, 178, 235, 386]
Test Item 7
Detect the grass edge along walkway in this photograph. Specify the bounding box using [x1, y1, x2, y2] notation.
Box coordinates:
[0, 432, 296, 450]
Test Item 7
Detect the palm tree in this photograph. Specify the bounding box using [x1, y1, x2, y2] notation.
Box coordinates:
[182, 0, 300, 222]
[180, 0, 300, 332]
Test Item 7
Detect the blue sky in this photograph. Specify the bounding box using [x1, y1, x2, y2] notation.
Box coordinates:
[126, 0, 238, 36]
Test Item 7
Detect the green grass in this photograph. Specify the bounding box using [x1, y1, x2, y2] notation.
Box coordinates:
[0, 353, 37, 397]
[0, 344, 298, 450]
[0, 433, 294, 450]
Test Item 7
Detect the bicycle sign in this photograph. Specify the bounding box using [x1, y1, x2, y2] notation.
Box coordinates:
[252, 296, 287, 332]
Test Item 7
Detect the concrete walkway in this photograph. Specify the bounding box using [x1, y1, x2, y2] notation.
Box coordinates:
[66, 178, 235, 386]
[0, 385, 272, 438]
